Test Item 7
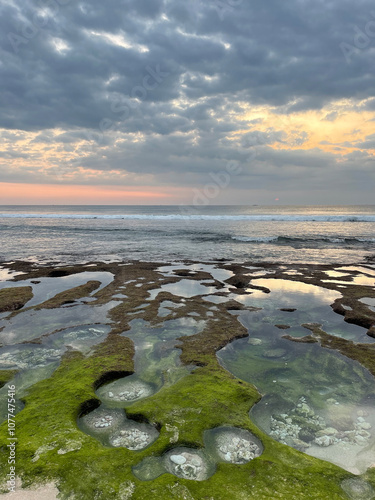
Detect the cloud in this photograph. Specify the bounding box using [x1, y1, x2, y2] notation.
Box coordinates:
[0, 0, 375, 202]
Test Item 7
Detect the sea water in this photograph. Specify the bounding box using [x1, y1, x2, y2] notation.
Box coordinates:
[0, 205, 374, 264]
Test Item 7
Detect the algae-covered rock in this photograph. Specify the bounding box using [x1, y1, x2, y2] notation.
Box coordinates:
[0, 286, 33, 312]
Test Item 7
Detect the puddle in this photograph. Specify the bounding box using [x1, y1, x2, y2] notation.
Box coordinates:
[217, 323, 375, 473]
[0, 324, 111, 423]
[338, 266, 375, 277]
[157, 264, 233, 284]
[133, 447, 216, 482]
[133, 425, 263, 482]
[48, 324, 111, 353]
[250, 279, 341, 304]
[0, 362, 58, 422]
[78, 405, 159, 450]
[0, 271, 114, 309]
[158, 300, 184, 318]
[148, 280, 218, 300]
[0, 344, 62, 370]
[232, 279, 371, 344]
[204, 426, 263, 464]
[245, 270, 277, 277]
[203, 295, 231, 304]
[324, 271, 352, 278]
[96, 375, 157, 407]
[322, 277, 375, 287]
[163, 448, 215, 481]
[119, 318, 203, 389]
[0, 267, 24, 281]
[0, 302, 115, 345]
[359, 297, 375, 312]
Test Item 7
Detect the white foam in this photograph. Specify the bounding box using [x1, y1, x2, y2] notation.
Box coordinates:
[0, 213, 375, 222]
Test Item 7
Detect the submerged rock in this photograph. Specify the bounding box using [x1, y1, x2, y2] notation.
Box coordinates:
[211, 428, 263, 464]
[341, 478, 375, 500]
[269, 396, 373, 451]
[164, 449, 213, 481]
[170, 455, 187, 465]
[99, 379, 154, 403]
[263, 348, 287, 359]
[109, 427, 156, 450]
[248, 338, 262, 345]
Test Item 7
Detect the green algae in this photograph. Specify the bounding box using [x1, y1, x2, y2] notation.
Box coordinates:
[0, 369, 18, 389]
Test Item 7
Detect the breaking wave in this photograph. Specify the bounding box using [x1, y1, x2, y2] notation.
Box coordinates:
[0, 213, 375, 222]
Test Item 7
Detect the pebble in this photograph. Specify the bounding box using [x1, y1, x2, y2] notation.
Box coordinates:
[110, 428, 152, 450]
[170, 455, 187, 465]
[94, 416, 113, 429]
[269, 396, 373, 450]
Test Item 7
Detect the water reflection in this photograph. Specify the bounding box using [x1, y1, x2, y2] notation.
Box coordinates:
[233, 279, 371, 344]
[0, 271, 114, 309]
[148, 280, 218, 300]
[0, 302, 115, 345]
[119, 318, 203, 389]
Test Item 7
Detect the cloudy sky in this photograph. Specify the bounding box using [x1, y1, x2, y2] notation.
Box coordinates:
[1, 0, 375, 204]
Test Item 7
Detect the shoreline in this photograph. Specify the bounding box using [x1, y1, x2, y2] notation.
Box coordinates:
[0, 258, 374, 498]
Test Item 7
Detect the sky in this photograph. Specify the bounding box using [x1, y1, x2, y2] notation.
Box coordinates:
[0, 0, 375, 205]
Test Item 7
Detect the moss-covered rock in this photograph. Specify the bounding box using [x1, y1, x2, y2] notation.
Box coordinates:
[0, 286, 33, 312]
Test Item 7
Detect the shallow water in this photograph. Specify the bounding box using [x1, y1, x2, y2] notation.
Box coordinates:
[117, 318, 203, 389]
[148, 279, 219, 300]
[78, 405, 159, 450]
[235, 279, 373, 344]
[217, 312, 375, 473]
[359, 297, 375, 312]
[0, 271, 114, 309]
[0, 302, 115, 345]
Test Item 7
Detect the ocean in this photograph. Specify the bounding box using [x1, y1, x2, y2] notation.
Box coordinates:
[0, 205, 374, 265]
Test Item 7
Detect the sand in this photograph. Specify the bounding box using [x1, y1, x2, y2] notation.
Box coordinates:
[0, 479, 59, 499]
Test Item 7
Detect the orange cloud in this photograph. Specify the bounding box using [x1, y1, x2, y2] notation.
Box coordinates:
[236, 99, 375, 155]
[0, 183, 189, 205]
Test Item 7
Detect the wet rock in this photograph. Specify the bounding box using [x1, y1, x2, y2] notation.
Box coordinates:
[316, 427, 338, 437]
[314, 435, 334, 447]
[359, 422, 371, 430]
[292, 438, 310, 450]
[341, 478, 375, 500]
